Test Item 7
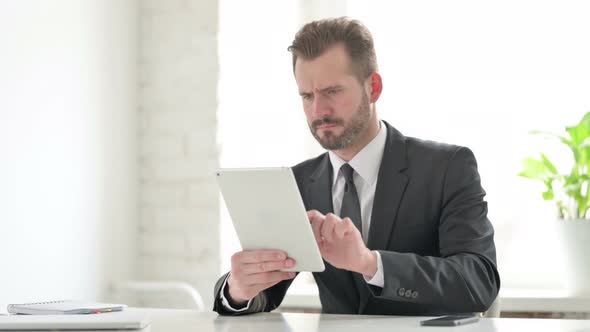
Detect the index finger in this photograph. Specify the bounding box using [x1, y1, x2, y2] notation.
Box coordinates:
[236, 250, 288, 264]
[308, 211, 325, 245]
[307, 209, 325, 224]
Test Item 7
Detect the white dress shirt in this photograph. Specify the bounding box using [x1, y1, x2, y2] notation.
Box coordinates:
[220, 121, 387, 311]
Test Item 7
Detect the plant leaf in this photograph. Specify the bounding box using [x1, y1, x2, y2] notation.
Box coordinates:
[540, 153, 558, 175]
[519, 158, 550, 181]
[542, 191, 554, 200]
[566, 111, 590, 146]
[530, 130, 572, 146]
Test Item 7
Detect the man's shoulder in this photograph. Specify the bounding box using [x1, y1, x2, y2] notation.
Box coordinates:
[405, 136, 464, 155]
[384, 121, 469, 161]
[402, 135, 476, 168]
[291, 153, 328, 179]
[387, 133, 480, 189]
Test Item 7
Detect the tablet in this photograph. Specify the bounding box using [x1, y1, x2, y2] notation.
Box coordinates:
[216, 167, 325, 272]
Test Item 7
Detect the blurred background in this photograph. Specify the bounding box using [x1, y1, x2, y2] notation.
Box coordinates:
[1, 0, 589, 318]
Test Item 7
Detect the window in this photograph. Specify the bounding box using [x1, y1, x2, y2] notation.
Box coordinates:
[218, 0, 318, 274]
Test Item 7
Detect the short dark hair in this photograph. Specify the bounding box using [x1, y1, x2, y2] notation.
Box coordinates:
[288, 17, 378, 82]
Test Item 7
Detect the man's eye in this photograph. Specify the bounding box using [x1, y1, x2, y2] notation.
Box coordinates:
[302, 94, 312, 101]
[327, 89, 339, 95]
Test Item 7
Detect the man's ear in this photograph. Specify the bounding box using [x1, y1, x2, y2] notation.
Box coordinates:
[368, 72, 383, 103]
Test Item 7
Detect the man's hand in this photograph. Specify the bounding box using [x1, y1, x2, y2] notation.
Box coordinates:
[307, 210, 378, 279]
[226, 250, 296, 307]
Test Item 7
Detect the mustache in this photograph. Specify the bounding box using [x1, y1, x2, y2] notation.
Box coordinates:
[311, 117, 344, 130]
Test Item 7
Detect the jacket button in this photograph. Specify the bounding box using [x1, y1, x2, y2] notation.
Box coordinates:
[412, 291, 418, 298]
[398, 288, 405, 296]
[404, 289, 412, 298]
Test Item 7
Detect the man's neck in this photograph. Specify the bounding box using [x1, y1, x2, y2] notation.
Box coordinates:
[332, 117, 381, 162]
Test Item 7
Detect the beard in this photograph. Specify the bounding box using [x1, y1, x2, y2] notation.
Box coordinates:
[309, 92, 372, 151]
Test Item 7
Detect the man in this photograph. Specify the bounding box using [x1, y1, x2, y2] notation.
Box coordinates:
[213, 17, 500, 316]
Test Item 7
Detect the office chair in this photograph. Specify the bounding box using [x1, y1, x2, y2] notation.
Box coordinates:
[483, 296, 501, 318]
[109, 280, 204, 311]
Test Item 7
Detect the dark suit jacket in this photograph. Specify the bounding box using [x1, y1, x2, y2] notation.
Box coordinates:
[213, 121, 500, 316]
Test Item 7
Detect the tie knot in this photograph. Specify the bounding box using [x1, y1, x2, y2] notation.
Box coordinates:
[340, 163, 355, 183]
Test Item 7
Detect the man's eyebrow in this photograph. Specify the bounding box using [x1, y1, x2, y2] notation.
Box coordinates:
[299, 85, 343, 95]
[318, 85, 343, 93]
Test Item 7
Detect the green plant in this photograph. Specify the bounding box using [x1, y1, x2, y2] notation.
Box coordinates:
[519, 112, 590, 220]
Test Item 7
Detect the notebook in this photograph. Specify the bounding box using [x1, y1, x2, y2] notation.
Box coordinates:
[0, 310, 149, 331]
[7, 300, 127, 315]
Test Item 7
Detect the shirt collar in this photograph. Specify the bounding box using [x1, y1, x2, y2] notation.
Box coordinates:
[328, 120, 387, 187]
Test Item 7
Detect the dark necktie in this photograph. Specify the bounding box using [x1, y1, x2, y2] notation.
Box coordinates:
[339, 163, 362, 235]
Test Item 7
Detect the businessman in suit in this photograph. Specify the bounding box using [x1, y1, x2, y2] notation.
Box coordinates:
[213, 17, 500, 315]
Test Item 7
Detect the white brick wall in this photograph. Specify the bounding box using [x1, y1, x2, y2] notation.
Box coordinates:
[138, 0, 219, 309]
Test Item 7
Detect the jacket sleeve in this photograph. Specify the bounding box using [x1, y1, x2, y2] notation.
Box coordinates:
[367, 147, 500, 313]
[212, 272, 297, 315]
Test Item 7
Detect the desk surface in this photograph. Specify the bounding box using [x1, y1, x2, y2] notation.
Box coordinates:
[282, 285, 590, 313]
[138, 308, 590, 332]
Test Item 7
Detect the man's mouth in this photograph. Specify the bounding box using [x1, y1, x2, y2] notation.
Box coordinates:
[316, 124, 338, 130]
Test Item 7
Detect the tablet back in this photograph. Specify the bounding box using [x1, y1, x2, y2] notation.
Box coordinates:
[216, 167, 325, 272]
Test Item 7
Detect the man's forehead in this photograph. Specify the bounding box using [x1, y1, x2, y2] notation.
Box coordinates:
[295, 63, 357, 93]
[295, 68, 360, 93]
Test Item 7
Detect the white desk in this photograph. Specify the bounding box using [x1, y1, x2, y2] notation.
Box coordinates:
[282, 285, 590, 313]
[137, 308, 590, 332]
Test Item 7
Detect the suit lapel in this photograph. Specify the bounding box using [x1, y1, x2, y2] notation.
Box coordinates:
[368, 122, 409, 251]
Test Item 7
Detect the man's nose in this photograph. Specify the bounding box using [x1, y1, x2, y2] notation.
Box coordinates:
[311, 94, 332, 118]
